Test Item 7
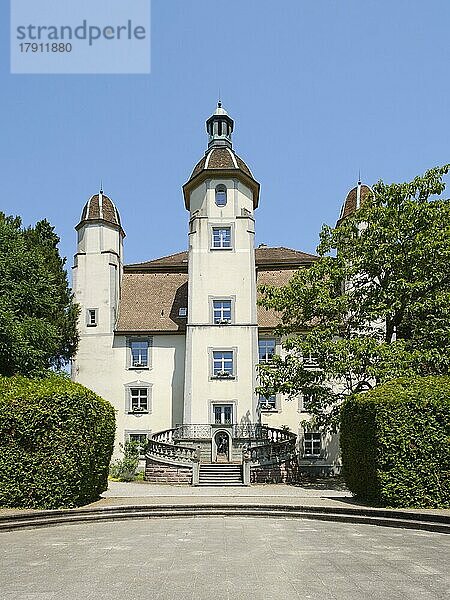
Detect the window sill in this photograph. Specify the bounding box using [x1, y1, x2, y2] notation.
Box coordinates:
[211, 375, 235, 380]
[259, 407, 279, 413]
[301, 454, 322, 460]
[210, 247, 233, 251]
[86, 324, 97, 328]
[128, 411, 150, 415]
[128, 366, 150, 370]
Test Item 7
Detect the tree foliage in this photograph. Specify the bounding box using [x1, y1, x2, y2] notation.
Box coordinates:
[0, 213, 79, 376]
[258, 166, 450, 430]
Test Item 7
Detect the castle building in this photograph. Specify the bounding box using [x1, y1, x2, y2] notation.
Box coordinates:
[72, 104, 341, 484]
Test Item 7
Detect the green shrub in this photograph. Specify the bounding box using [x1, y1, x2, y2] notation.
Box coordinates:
[340, 376, 450, 508]
[109, 441, 141, 481]
[0, 374, 115, 509]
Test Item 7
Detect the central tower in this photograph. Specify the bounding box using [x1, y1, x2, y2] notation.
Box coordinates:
[182, 103, 260, 426]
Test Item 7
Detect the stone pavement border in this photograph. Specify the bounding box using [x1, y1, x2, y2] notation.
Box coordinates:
[0, 482, 449, 534]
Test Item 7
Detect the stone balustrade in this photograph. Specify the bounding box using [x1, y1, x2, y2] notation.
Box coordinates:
[146, 423, 297, 470]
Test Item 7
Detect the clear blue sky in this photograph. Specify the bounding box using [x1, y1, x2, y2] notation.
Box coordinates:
[1, 0, 449, 269]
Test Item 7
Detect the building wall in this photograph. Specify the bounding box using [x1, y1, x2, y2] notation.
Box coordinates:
[184, 177, 259, 425]
[73, 325, 186, 458]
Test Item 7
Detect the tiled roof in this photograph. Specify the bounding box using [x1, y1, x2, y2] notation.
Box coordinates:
[256, 268, 297, 328]
[117, 247, 317, 332]
[337, 184, 372, 226]
[126, 247, 318, 272]
[189, 147, 253, 181]
[184, 146, 259, 210]
[116, 272, 188, 333]
[79, 193, 122, 229]
[255, 246, 318, 266]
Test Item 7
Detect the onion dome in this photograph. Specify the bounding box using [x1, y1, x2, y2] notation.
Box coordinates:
[183, 102, 260, 210]
[77, 189, 125, 236]
[336, 181, 373, 226]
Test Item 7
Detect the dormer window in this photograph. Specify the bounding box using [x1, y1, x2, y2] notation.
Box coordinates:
[215, 185, 227, 207]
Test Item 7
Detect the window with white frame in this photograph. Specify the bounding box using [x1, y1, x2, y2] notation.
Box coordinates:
[303, 353, 319, 369]
[213, 299, 232, 324]
[215, 185, 227, 207]
[211, 226, 231, 249]
[298, 393, 312, 412]
[303, 432, 321, 457]
[259, 338, 276, 363]
[87, 308, 98, 327]
[259, 395, 277, 411]
[128, 387, 149, 413]
[129, 339, 150, 368]
[212, 350, 234, 378]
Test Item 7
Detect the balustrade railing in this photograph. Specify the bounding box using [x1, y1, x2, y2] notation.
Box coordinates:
[151, 428, 177, 444]
[147, 423, 297, 467]
[247, 437, 296, 465]
[172, 423, 295, 441]
[146, 438, 198, 464]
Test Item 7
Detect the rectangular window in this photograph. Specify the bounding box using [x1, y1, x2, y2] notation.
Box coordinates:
[304, 432, 321, 457]
[129, 388, 148, 413]
[212, 226, 231, 249]
[213, 300, 232, 324]
[212, 350, 234, 377]
[125, 431, 151, 458]
[130, 340, 148, 368]
[128, 432, 149, 445]
[299, 393, 312, 412]
[127, 338, 152, 369]
[87, 308, 98, 327]
[178, 307, 187, 317]
[213, 404, 233, 424]
[303, 354, 319, 369]
[259, 339, 276, 363]
[259, 395, 277, 411]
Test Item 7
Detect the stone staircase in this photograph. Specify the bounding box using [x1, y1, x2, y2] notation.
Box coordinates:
[198, 463, 244, 486]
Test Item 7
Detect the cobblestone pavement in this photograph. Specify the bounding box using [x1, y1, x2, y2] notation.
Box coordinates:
[1, 517, 449, 600]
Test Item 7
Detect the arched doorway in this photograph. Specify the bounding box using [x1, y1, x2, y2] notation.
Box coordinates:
[213, 430, 231, 463]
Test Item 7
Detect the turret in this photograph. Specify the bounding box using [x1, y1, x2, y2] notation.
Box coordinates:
[181, 104, 260, 425]
[72, 190, 125, 334]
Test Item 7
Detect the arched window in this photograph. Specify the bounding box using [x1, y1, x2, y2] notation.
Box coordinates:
[215, 185, 227, 207]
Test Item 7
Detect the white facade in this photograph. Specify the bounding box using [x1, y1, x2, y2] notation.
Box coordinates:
[72, 105, 340, 472]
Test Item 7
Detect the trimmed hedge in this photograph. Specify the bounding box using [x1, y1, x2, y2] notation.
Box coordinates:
[0, 375, 115, 509]
[340, 376, 450, 508]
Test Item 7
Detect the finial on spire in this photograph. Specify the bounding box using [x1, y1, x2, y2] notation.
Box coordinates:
[99, 179, 103, 194]
[358, 169, 361, 185]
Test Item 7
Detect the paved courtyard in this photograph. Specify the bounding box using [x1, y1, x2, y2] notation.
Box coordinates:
[1, 517, 449, 600]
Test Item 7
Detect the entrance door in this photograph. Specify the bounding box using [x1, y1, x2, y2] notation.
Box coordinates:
[214, 431, 230, 462]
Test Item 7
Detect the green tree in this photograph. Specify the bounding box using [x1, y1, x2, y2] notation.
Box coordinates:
[0, 213, 79, 376]
[258, 166, 450, 430]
